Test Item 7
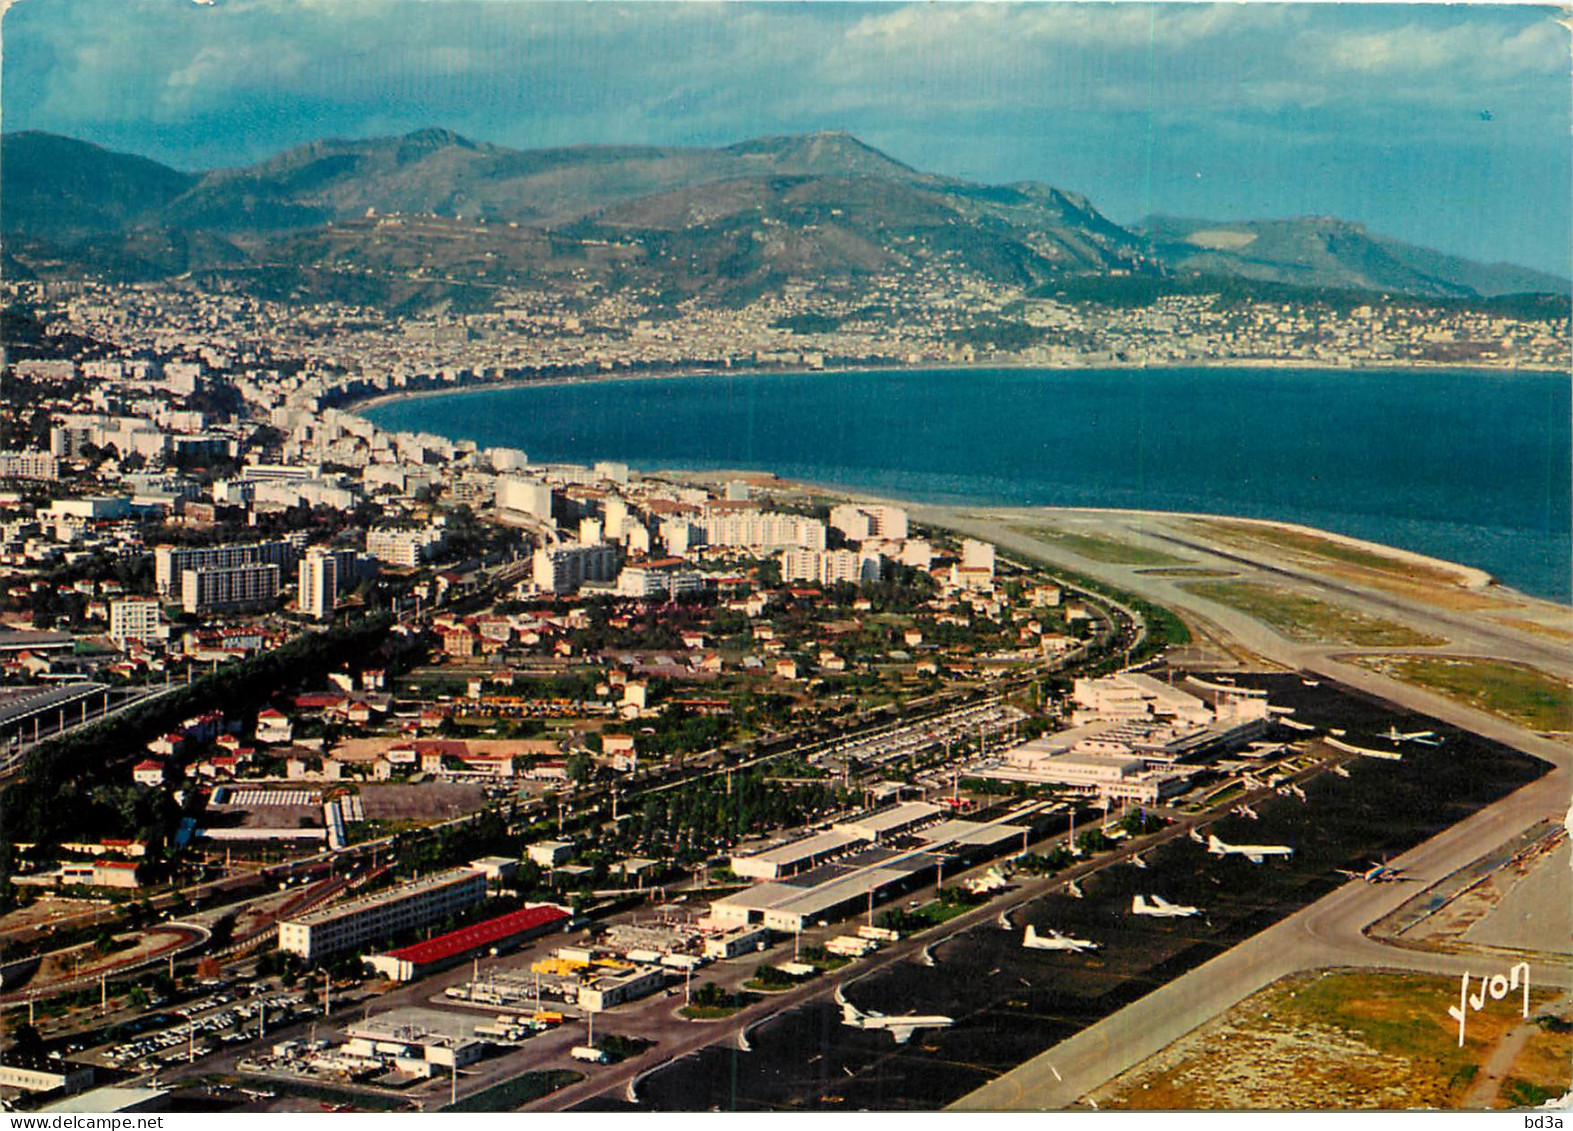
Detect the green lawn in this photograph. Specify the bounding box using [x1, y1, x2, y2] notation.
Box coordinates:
[1354, 656, 1573, 732]
[444, 1070, 583, 1112]
[1023, 527, 1190, 567]
[1179, 580, 1445, 647]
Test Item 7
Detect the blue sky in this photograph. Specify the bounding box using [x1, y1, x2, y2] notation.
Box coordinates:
[4, 0, 1569, 276]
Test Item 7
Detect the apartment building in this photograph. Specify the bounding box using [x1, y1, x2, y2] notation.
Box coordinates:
[181, 562, 281, 615]
[155, 539, 301, 597]
[109, 597, 161, 646]
[780, 548, 884, 586]
[366, 524, 445, 567]
[533, 541, 619, 594]
[0, 450, 60, 481]
[298, 547, 340, 620]
[700, 510, 827, 551]
[277, 868, 487, 961]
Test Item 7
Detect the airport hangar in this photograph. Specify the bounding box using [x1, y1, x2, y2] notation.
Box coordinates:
[713, 802, 1040, 932]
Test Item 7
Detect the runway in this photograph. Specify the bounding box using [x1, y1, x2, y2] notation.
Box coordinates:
[931, 504, 1573, 1111]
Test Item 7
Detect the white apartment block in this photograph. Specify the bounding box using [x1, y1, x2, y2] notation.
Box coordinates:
[781, 548, 884, 586]
[616, 564, 707, 600]
[155, 539, 301, 597]
[109, 597, 161, 646]
[277, 868, 487, 961]
[701, 510, 826, 552]
[299, 547, 339, 620]
[534, 542, 620, 594]
[497, 476, 554, 520]
[366, 525, 445, 567]
[0, 450, 59, 481]
[961, 539, 996, 574]
[181, 562, 281, 615]
[829, 504, 908, 543]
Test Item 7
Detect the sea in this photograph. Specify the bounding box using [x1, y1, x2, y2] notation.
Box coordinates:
[361, 366, 1572, 603]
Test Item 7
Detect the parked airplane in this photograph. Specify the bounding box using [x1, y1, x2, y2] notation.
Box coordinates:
[1127, 852, 1148, 869]
[1023, 925, 1099, 952]
[997, 909, 1014, 931]
[1188, 826, 1206, 844]
[836, 988, 954, 1044]
[967, 867, 1010, 895]
[1208, 834, 1294, 863]
[1232, 804, 1260, 821]
[1335, 861, 1410, 884]
[1065, 880, 1085, 899]
[1131, 894, 1201, 918]
[1381, 726, 1443, 746]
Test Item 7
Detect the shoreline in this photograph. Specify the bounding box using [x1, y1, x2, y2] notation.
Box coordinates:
[341, 355, 1570, 416]
[340, 362, 1571, 608]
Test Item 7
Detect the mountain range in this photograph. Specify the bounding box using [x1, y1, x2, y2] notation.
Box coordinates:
[3, 128, 1566, 312]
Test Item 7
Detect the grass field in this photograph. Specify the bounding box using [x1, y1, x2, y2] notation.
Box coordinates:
[1353, 656, 1573, 733]
[1179, 580, 1445, 647]
[1022, 527, 1190, 567]
[443, 1070, 583, 1112]
[1190, 519, 1464, 586]
[1094, 969, 1568, 1110]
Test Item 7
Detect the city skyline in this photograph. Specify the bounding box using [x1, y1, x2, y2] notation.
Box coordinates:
[4, 0, 1569, 277]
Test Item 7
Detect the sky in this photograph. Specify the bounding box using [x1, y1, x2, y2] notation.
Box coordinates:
[3, 0, 1569, 277]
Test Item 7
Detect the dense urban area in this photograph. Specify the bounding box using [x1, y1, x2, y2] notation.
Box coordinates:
[0, 269, 1566, 1115]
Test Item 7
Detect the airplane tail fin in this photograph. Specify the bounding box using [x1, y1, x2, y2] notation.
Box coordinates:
[1131, 894, 1147, 913]
[1208, 834, 1227, 854]
[1024, 925, 1040, 946]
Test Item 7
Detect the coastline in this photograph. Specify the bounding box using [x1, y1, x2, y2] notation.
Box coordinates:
[341, 355, 1570, 416]
[343, 362, 1571, 608]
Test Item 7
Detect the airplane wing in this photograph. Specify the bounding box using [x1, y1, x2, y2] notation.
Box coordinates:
[1246, 852, 1264, 864]
[888, 1025, 917, 1045]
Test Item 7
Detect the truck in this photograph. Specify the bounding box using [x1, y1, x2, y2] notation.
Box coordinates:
[570, 1045, 609, 1063]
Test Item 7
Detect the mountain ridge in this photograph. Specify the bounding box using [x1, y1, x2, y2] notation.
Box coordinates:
[3, 128, 1565, 309]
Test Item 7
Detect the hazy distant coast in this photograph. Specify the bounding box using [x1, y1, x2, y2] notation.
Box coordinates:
[343, 353, 1568, 417]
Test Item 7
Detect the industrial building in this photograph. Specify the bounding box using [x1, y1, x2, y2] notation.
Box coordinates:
[365, 904, 572, 982]
[278, 868, 487, 961]
[342, 1008, 485, 1069]
[713, 805, 1036, 932]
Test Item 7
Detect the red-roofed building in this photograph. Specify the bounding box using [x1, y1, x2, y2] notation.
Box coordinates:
[364, 904, 572, 982]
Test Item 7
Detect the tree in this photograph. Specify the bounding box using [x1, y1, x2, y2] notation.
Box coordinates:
[565, 752, 594, 785]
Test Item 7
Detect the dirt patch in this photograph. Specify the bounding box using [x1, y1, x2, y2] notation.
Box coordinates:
[357, 782, 487, 821]
[1091, 969, 1563, 1110]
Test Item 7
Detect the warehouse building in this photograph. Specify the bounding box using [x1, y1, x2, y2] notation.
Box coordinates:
[365, 903, 572, 982]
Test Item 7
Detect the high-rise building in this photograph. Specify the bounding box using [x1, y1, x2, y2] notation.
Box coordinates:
[181, 562, 281, 615]
[497, 476, 554, 520]
[533, 542, 620, 594]
[299, 548, 339, 620]
[700, 510, 826, 551]
[154, 539, 301, 597]
[109, 598, 161, 646]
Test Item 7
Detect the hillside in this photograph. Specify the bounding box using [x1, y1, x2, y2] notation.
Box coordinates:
[1140, 215, 1568, 299]
[2, 127, 1564, 312]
